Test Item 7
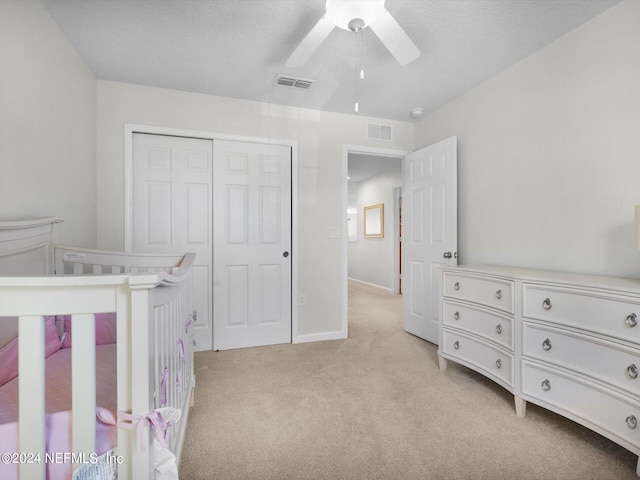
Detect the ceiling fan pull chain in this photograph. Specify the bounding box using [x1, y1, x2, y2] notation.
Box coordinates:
[360, 26, 365, 80]
[354, 23, 364, 113]
[354, 26, 360, 113]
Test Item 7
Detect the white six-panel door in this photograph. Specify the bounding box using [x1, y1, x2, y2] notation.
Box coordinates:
[132, 134, 293, 351]
[132, 133, 213, 350]
[213, 140, 292, 350]
[402, 136, 457, 344]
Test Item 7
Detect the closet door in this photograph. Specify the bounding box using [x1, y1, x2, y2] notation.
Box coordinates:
[132, 133, 213, 351]
[213, 140, 292, 350]
[402, 136, 457, 344]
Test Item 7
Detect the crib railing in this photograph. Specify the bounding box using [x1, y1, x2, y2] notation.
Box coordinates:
[0, 250, 195, 480]
[54, 244, 187, 275]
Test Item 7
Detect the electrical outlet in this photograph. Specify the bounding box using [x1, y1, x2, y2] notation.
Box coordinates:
[298, 294, 306, 306]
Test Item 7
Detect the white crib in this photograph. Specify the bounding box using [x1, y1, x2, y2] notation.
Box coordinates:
[0, 218, 196, 480]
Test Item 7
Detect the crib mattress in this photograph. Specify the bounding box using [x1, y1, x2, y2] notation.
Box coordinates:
[0, 344, 117, 480]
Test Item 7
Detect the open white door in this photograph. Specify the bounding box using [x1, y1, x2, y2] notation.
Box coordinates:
[402, 136, 457, 344]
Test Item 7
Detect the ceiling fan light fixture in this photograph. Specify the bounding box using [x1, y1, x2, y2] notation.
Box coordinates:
[325, 0, 385, 31]
[348, 18, 365, 33]
[285, 0, 419, 68]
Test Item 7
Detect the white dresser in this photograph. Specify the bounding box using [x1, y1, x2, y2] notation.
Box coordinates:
[439, 265, 640, 476]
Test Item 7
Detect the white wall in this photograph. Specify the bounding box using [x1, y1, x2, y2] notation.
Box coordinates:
[348, 166, 402, 289]
[414, 0, 640, 278]
[96, 81, 414, 338]
[0, 0, 97, 247]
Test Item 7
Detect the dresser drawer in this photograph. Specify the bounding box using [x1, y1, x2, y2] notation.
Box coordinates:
[443, 272, 514, 313]
[522, 361, 640, 449]
[523, 323, 640, 396]
[442, 329, 513, 387]
[523, 284, 640, 343]
[443, 300, 513, 350]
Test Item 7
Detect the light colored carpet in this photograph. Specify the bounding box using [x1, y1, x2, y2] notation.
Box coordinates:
[179, 280, 638, 479]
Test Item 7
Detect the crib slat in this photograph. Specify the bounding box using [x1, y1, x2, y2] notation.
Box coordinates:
[130, 287, 152, 480]
[18, 316, 46, 479]
[115, 286, 132, 480]
[71, 314, 97, 466]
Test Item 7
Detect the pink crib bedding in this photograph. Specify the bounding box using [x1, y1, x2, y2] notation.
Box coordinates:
[0, 344, 118, 480]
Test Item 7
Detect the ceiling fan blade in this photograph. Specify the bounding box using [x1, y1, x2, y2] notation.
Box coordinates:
[369, 9, 420, 66]
[285, 16, 335, 68]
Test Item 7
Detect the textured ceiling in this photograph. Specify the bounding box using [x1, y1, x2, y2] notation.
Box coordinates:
[41, 0, 621, 122]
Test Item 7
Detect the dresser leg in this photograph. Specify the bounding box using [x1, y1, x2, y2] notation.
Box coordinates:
[438, 354, 447, 372]
[636, 456, 640, 477]
[514, 396, 527, 418]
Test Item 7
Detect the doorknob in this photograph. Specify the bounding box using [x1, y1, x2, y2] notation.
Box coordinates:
[283, 251, 289, 258]
[443, 252, 452, 259]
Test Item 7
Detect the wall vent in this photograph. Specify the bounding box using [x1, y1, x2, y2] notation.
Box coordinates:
[367, 123, 393, 141]
[275, 75, 314, 90]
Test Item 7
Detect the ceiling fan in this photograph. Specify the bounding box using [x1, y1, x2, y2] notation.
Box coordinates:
[285, 0, 421, 68]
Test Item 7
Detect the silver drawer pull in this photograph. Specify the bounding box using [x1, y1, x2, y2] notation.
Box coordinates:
[454, 281, 460, 291]
[542, 338, 552, 351]
[627, 415, 638, 429]
[495, 289, 502, 300]
[541, 379, 551, 391]
[627, 364, 638, 380]
[495, 324, 503, 335]
[495, 359, 502, 369]
[453, 341, 460, 350]
[453, 311, 460, 320]
[626, 313, 638, 328]
[542, 298, 552, 310]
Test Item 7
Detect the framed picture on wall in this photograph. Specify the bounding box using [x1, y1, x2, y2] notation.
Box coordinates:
[364, 204, 384, 238]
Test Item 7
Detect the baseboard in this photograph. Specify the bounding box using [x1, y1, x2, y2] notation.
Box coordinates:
[293, 330, 347, 344]
[347, 277, 393, 293]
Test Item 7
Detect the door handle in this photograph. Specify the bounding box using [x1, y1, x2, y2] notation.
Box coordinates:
[443, 252, 452, 259]
[283, 251, 289, 258]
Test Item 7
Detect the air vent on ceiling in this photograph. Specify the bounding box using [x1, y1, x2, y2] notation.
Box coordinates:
[367, 123, 393, 141]
[275, 75, 314, 90]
